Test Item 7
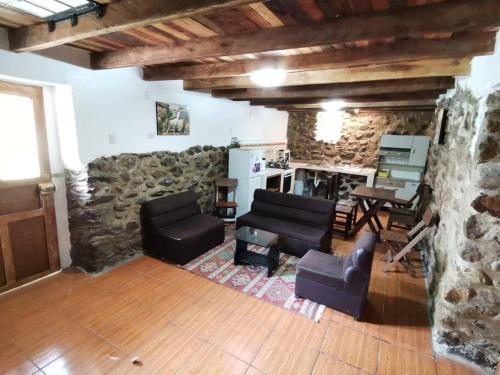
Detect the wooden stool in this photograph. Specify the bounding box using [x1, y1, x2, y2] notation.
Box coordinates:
[214, 178, 238, 223]
[334, 201, 358, 239]
[326, 173, 358, 240]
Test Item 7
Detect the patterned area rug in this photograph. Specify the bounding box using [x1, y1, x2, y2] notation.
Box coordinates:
[183, 232, 325, 322]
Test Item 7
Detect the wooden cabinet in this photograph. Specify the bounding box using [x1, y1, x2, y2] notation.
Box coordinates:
[376, 135, 431, 204]
[409, 136, 431, 166]
[380, 134, 414, 149]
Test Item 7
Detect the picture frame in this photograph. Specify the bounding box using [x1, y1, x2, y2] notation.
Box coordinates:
[156, 102, 190, 136]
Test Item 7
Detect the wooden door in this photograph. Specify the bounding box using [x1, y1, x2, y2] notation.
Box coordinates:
[0, 80, 60, 293]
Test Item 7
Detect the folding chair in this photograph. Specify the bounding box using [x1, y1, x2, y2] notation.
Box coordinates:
[387, 184, 432, 230]
[382, 209, 438, 274]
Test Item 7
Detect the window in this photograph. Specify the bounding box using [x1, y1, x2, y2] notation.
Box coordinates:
[0, 93, 40, 180]
[0, 0, 90, 18]
[0, 81, 50, 185]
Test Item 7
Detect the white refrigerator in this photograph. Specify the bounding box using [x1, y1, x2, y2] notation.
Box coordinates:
[228, 149, 266, 218]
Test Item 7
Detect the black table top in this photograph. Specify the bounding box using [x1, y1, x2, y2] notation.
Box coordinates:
[235, 226, 281, 248]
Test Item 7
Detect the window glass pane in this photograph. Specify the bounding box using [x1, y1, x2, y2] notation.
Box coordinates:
[0, 93, 41, 181]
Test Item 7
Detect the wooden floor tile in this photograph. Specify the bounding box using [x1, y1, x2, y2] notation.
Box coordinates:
[322, 321, 380, 374]
[436, 356, 481, 375]
[210, 314, 276, 363]
[170, 299, 233, 340]
[313, 353, 362, 375]
[41, 333, 124, 375]
[119, 255, 164, 274]
[245, 367, 266, 375]
[15, 318, 102, 368]
[272, 310, 328, 350]
[176, 343, 249, 375]
[145, 263, 197, 286]
[108, 323, 205, 374]
[232, 294, 284, 325]
[252, 330, 320, 375]
[378, 342, 437, 375]
[0, 340, 39, 375]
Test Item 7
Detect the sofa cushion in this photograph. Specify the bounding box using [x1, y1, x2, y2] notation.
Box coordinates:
[142, 191, 198, 217]
[251, 200, 331, 227]
[297, 250, 345, 289]
[254, 189, 334, 215]
[147, 203, 200, 229]
[157, 213, 223, 242]
[237, 213, 328, 246]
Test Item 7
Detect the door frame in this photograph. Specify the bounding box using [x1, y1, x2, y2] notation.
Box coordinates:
[0, 80, 60, 293]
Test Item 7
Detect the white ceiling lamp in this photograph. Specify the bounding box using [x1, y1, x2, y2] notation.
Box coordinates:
[249, 68, 287, 88]
[321, 100, 345, 112]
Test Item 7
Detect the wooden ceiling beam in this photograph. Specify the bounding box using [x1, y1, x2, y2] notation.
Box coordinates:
[8, 0, 261, 52]
[92, 0, 500, 69]
[143, 33, 495, 81]
[276, 107, 436, 112]
[213, 77, 455, 100]
[266, 99, 437, 110]
[246, 90, 446, 106]
[184, 58, 470, 90]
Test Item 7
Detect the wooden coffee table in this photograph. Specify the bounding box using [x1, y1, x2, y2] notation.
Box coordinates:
[234, 226, 284, 277]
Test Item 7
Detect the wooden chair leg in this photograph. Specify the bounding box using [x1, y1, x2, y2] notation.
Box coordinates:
[344, 212, 352, 240]
[387, 214, 393, 230]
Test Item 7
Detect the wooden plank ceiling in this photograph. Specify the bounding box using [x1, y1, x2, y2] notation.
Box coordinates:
[2, 0, 500, 111]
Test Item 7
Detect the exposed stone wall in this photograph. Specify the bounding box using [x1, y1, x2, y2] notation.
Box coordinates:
[66, 146, 228, 273]
[424, 87, 500, 372]
[287, 111, 434, 167]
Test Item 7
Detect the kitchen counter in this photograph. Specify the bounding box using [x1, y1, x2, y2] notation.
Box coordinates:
[264, 168, 286, 178]
[262, 167, 295, 193]
[291, 161, 376, 187]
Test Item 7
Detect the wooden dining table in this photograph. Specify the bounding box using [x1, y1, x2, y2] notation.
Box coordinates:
[348, 186, 397, 238]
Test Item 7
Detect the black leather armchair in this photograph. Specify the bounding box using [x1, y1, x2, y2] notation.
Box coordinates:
[140, 191, 225, 265]
[295, 233, 377, 320]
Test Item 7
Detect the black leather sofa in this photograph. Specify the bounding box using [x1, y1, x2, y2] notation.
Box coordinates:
[295, 233, 377, 320]
[236, 189, 335, 257]
[140, 191, 225, 265]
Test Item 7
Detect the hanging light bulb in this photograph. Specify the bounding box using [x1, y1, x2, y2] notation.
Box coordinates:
[249, 68, 287, 87]
[321, 100, 345, 112]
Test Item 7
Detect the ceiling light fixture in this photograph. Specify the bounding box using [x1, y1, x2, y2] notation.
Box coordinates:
[321, 100, 345, 112]
[249, 68, 287, 88]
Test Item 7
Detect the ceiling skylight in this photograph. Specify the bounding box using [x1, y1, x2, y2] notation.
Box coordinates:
[0, 0, 90, 19]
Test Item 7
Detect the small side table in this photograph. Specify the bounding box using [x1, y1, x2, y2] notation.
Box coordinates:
[234, 226, 283, 277]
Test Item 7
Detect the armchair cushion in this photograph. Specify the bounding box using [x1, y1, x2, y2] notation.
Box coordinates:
[296, 250, 345, 290]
